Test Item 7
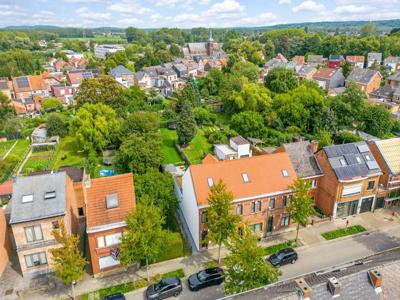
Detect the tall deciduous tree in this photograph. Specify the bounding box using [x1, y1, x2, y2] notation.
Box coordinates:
[224, 226, 279, 294]
[287, 177, 316, 243]
[176, 101, 196, 146]
[120, 199, 165, 281]
[47, 113, 67, 137]
[231, 61, 260, 83]
[0, 91, 14, 130]
[114, 133, 163, 174]
[50, 220, 86, 300]
[264, 67, 299, 94]
[206, 180, 240, 264]
[70, 103, 120, 153]
[75, 75, 123, 109]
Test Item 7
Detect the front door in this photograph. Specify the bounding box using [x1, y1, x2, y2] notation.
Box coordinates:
[375, 197, 385, 210]
[360, 197, 374, 213]
[267, 216, 274, 233]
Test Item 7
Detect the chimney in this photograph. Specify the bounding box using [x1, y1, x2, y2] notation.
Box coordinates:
[327, 277, 341, 297]
[368, 269, 382, 293]
[310, 140, 319, 153]
[295, 278, 312, 300]
[295, 136, 305, 142]
[84, 174, 92, 189]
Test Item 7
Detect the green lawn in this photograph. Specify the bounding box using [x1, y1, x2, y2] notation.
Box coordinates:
[0, 140, 16, 157]
[264, 240, 299, 256]
[22, 150, 53, 174]
[160, 128, 183, 165]
[321, 225, 366, 240]
[0, 139, 31, 183]
[51, 136, 86, 170]
[182, 129, 212, 164]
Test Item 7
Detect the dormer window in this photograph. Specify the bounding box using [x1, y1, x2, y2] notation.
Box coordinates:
[356, 156, 362, 163]
[282, 169, 289, 177]
[207, 178, 214, 188]
[339, 158, 347, 166]
[22, 195, 33, 203]
[242, 173, 249, 183]
[365, 154, 371, 161]
[106, 194, 118, 209]
[44, 191, 56, 200]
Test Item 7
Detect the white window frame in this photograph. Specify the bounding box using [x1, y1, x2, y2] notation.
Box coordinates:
[22, 194, 33, 203]
[106, 194, 119, 209]
[105, 232, 122, 247]
[342, 184, 363, 197]
[207, 178, 214, 188]
[97, 236, 105, 248]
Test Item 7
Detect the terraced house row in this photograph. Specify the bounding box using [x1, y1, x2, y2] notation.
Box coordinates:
[176, 136, 400, 252]
[1, 169, 135, 277]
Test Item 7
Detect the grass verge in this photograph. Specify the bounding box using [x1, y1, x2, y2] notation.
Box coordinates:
[160, 128, 183, 165]
[264, 240, 299, 256]
[79, 269, 185, 300]
[182, 129, 212, 164]
[321, 225, 366, 240]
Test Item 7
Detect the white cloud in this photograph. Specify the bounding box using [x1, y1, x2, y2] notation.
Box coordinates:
[108, 0, 152, 15]
[235, 12, 277, 26]
[278, 0, 291, 4]
[292, 0, 325, 13]
[333, 5, 373, 14]
[75, 7, 111, 20]
[203, 0, 246, 19]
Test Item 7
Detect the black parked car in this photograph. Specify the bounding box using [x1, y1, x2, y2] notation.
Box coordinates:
[268, 248, 298, 267]
[146, 276, 182, 300]
[188, 267, 225, 291]
[103, 293, 126, 300]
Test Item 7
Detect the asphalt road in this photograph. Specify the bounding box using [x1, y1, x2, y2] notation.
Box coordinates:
[126, 227, 400, 300]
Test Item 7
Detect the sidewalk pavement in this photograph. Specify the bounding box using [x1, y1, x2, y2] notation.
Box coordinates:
[3, 209, 400, 300]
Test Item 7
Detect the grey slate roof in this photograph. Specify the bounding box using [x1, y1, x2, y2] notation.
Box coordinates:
[346, 68, 380, 85]
[369, 86, 394, 99]
[388, 72, 400, 81]
[323, 142, 381, 180]
[10, 172, 67, 224]
[368, 52, 382, 62]
[109, 65, 133, 77]
[283, 141, 323, 178]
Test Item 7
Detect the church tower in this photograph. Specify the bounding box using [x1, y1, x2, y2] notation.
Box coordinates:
[207, 29, 215, 57]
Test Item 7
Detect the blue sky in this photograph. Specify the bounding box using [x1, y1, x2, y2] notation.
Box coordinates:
[0, 0, 399, 28]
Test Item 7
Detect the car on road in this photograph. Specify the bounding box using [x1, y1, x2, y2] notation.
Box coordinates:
[103, 293, 126, 300]
[268, 248, 298, 267]
[146, 276, 182, 300]
[188, 267, 225, 291]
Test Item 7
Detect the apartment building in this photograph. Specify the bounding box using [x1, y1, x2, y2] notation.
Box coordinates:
[9, 172, 78, 276]
[369, 138, 400, 208]
[316, 142, 382, 218]
[180, 153, 297, 251]
[94, 44, 125, 59]
[86, 173, 136, 276]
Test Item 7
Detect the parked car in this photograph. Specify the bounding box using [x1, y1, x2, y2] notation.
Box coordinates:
[268, 248, 298, 267]
[188, 267, 225, 291]
[103, 293, 126, 300]
[146, 276, 182, 300]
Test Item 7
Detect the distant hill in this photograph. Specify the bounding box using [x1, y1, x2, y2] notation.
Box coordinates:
[2, 19, 400, 34]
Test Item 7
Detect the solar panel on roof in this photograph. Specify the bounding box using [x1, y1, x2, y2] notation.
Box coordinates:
[357, 144, 370, 153]
[82, 72, 92, 79]
[366, 161, 379, 170]
[16, 76, 29, 88]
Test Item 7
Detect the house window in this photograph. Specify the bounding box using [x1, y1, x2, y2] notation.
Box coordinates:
[22, 194, 33, 203]
[311, 180, 317, 189]
[256, 200, 262, 212]
[52, 221, 59, 229]
[106, 194, 118, 209]
[201, 211, 207, 224]
[269, 198, 275, 210]
[236, 204, 243, 215]
[25, 252, 47, 268]
[282, 169, 289, 177]
[250, 223, 262, 233]
[367, 181, 375, 190]
[105, 232, 122, 247]
[97, 237, 105, 248]
[283, 196, 288, 207]
[78, 207, 84, 217]
[44, 191, 56, 200]
[207, 178, 214, 188]
[342, 184, 362, 197]
[24, 225, 43, 243]
[242, 173, 250, 183]
[281, 215, 290, 227]
[250, 202, 255, 213]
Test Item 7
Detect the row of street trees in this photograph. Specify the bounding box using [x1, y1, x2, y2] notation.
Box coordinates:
[49, 176, 315, 297]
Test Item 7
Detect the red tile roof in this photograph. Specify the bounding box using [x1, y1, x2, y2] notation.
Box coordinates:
[189, 153, 297, 206]
[86, 173, 136, 229]
[0, 180, 12, 196]
[313, 68, 338, 80]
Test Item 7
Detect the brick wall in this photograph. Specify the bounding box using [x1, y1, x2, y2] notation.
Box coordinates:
[0, 208, 11, 276]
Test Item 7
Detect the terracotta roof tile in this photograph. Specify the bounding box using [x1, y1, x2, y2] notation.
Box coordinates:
[313, 68, 338, 80]
[0, 180, 12, 196]
[189, 153, 297, 206]
[202, 154, 219, 164]
[86, 173, 136, 228]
